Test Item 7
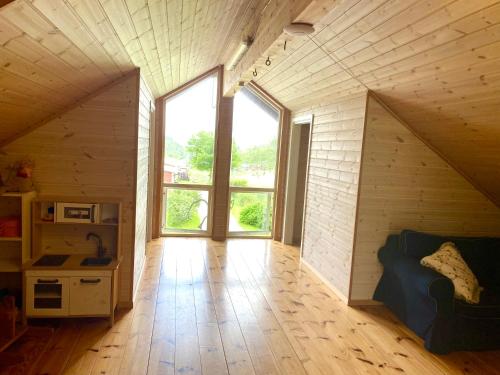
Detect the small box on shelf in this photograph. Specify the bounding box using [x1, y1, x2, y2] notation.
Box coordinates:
[40, 202, 55, 223]
[100, 203, 119, 225]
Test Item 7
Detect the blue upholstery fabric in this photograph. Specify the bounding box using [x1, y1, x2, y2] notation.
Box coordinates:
[374, 230, 500, 353]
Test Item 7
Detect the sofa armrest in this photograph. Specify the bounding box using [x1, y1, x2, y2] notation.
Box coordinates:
[389, 256, 455, 316]
[378, 234, 401, 265]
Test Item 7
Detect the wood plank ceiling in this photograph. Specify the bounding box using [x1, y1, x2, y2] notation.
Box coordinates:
[0, 0, 275, 144]
[2, 0, 500, 204]
[241, 0, 500, 205]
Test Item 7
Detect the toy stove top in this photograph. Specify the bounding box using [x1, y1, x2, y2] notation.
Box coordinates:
[32, 254, 70, 267]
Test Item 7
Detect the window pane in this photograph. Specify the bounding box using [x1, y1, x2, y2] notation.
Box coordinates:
[230, 88, 279, 188]
[164, 75, 218, 185]
[229, 192, 273, 235]
[163, 188, 209, 233]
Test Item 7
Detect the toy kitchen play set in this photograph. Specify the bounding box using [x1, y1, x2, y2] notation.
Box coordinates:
[0, 194, 122, 326]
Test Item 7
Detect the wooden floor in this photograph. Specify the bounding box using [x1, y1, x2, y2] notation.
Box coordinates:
[34, 238, 500, 375]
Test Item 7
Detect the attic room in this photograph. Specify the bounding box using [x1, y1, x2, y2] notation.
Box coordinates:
[0, 0, 499, 373]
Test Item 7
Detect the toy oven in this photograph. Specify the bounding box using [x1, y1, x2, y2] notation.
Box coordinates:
[55, 202, 99, 224]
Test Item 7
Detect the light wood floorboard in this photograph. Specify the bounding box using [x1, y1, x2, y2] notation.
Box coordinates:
[34, 238, 500, 375]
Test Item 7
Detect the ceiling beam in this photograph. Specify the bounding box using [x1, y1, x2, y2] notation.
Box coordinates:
[0, 0, 15, 8]
[223, 0, 338, 96]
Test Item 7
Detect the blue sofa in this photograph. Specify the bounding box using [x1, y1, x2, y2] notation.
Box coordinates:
[373, 230, 500, 354]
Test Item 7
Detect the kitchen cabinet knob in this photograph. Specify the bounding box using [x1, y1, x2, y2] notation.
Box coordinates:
[80, 278, 101, 284]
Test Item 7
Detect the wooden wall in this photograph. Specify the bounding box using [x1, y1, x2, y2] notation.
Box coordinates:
[350, 94, 500, 301]
[298, 92, 367, 301]
[133, 76, 154, 298]
[0, 71, 141, 304]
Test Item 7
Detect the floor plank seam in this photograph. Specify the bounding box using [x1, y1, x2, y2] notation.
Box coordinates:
[145, 243, 166, 374]
[202, 243, 238, 375]
[226, 245, 294, 375]
[238, 244, 309, 374]
[34, 239, 500, 375]
[189, 243, 205, 374]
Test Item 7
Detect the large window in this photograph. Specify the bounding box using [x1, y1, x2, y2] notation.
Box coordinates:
[161, 74, 218, 234]
[228, 87, 280, 237]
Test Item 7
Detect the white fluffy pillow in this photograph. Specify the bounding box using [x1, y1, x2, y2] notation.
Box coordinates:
[421, 242, 481, 304]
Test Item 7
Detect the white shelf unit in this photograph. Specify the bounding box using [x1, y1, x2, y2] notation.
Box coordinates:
[0, 192, 36, 273]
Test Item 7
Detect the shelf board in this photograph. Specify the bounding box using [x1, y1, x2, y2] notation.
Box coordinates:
[34, 221, 55, 225]
[0, 237, 22, 242]
[0, 258, 21, 272]
[34, 221, 118, 226]
[0, 192, 23, 198]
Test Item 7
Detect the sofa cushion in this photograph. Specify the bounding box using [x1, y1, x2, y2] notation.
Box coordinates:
[399, 230, 447, 259]
[455, 289, 500, 319]
[399, 231, 498, 287]
[421, 242, 481, 304]
[462, 238, 500, 288]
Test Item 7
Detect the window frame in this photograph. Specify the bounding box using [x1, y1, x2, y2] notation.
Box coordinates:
[226, 83, 285, 239]
[158, 68, 222, 237]
[161, 184, 214, 236]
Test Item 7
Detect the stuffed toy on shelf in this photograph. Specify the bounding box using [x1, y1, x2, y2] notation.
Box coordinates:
[0, 160, 36, 194]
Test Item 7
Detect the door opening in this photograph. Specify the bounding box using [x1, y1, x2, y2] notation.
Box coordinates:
[283, 117, 312, 246]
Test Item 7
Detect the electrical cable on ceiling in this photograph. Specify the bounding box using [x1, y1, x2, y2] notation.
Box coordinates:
[307, 34, 370, 92]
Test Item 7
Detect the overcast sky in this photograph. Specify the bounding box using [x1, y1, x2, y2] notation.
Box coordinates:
[165, 75, 278, 151]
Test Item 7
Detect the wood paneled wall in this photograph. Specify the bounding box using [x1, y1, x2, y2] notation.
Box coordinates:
[298, 92, 367, 301]
[133, 76, 154, 298]
[0, 71, 141, 304]
[350, 94, 500, 301]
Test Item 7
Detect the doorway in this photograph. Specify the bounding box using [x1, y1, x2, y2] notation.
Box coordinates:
[283, 117, 312, 246]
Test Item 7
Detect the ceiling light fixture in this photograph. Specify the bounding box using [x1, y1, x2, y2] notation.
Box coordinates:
[283, 22, 315, 36]
[226, 38, 253, 71]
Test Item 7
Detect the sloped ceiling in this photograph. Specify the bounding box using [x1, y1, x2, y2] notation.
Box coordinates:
[2, 0, 500, 204]
[1, 0, 312, 144]
[239, 0, 500, 205]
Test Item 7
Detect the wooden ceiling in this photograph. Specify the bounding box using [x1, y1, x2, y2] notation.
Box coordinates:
[2, 0, 500, 203]
[0, 0, 286, 144]
[241, 0, 500, 204]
